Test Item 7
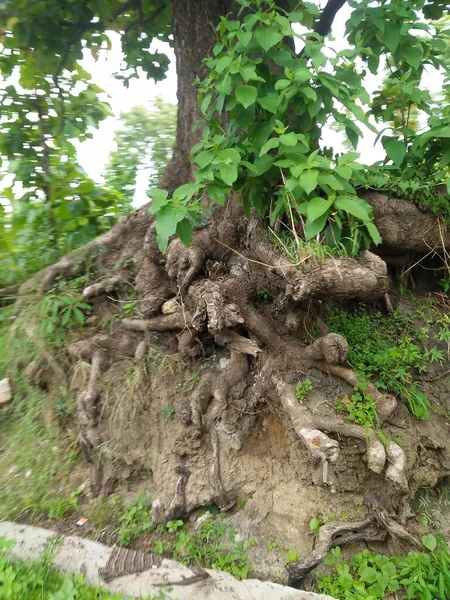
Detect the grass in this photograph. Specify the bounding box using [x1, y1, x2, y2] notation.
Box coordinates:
[0, 304, 84, 522]
[0, 403, 83, 521]
[325, 302, 446, 421]
[0, 537, 169, 599]
[150, 515, 254, 580]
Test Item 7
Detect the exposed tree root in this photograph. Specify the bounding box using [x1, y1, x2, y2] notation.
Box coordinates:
[165, 458, 190, 521]
[8, 193, 450, 554]
[287, 492, 424, 587]
[82, 276, 123, 301]
[286, 251, 389, 302]
[364, 492, 423, 549]
[209, 429, 234, 510]
[0, 284, 19, 307]
[271, 376, 390, 489]
[286, 517, 384, 587]
[364, 192, 450, 252]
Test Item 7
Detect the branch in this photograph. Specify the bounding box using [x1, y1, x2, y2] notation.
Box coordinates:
[297, 0, 348, 58]
[315, 0, 348, 37]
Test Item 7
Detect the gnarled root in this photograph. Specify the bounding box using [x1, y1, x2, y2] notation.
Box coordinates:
[286, 251, 389, 302]
[272, 377, 388, 490]
[82, 276, 123, 301]
[189, 351, 249, 432]
[286, 517, 385, 587]
[364, 492, 423, 549]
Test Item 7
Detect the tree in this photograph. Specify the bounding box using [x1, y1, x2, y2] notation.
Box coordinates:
[103, 99, 177, 204]
[1, 0, 450, 587]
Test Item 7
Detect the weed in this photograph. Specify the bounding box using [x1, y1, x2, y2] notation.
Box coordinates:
[236, 499, 247, 510]
[335, 382, 379, 430]
[295, 378, 313, 402]
[122, 300, 137, 317]
[152, 515, 254, 580]
[326, 305, 434, 420]
[317, 535, 450, 600]
[160, 406, 175, 423]
[266, 540, 278, 551]
[179, 372, 200, 393]
[36, 288, 92, 348]
[309, 515, 324, 536]
[286, 548, 301, 563]
[0, 537, 168, 599]
[117, 493, 153, 547]
[254, 289, 270, 308]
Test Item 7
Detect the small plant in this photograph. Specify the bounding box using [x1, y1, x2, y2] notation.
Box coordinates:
[317, 535, 450, 600]
[151, 515, 254, 580]
[179, 372, 200, 393]
[335, 382, 379, 430]
[122, 300, 137, 317]
[36, 291, 92, 347]
[254, 289, 270, 308]
[286, 548, 301, 563]
[295, 378, 313, 402]
[326, 306, 434, 421]
[160, 406, 175, 423]
[0, 537, 128, 600]
[309, 515, 324, 536]
[266, 540, 278, 551]
[117, 493, 153, 547]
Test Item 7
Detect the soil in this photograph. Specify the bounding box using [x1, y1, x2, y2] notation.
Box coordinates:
[4, 196, 450, 588]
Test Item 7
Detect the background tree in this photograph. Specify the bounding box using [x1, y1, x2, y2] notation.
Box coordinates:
[103, 99, 177, 204]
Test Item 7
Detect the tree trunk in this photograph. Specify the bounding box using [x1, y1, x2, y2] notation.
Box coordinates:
[161, 0, 234, 193]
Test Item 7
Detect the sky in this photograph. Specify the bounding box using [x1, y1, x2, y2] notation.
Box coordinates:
[72, 2, 441, 206]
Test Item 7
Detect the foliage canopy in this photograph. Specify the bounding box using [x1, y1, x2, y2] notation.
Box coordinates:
[1, 0, 450, 269]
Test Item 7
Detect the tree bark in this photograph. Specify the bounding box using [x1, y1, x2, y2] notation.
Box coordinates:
[161, 0, 234, 193]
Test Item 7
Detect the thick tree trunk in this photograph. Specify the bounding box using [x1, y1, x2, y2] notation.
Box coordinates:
[161, 0, 234, 193]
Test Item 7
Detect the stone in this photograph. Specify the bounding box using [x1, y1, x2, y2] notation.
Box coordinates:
[161, 299, 181, 314]
[0, 378, 12, 405]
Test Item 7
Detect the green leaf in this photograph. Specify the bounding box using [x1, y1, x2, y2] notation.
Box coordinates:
[176, 218, 193, 247]
[257, 94, 280, 113]
[400, 45, 423, 69]
[215, 74, 233, 95]
[201, 92, 212, 113]
[304, 212, 329, 240]
[306, 197, 333, 222]
[293, 68, 311, 83]
[235, 84, 257, 108]
[422, 534, 437, 552]
[215, 55, 232, 73]
[148, 189, 170, 214]
[275, 79, 291, 91]
[215, 148, 241, 164]
[334, 196, 371, 222]
[237, 31, 252, 47]
[279, 133, 297, 147]
[385, 139, 406, 166]
[156, 204, 187, 253]
[345, 125, 359, 150]
[194, 151, 215, 169]
[301, 87, 317, 102]
[299, 170, 319, 195]
[255, 26, 283, 52]
[259, 138, 279, 156]
[73, 308, 85, 324]
[218, 163, 238, 185]
[365, 222, 382, 245]
[207, 184, 227, 205]
[384, 23, 401, 54]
